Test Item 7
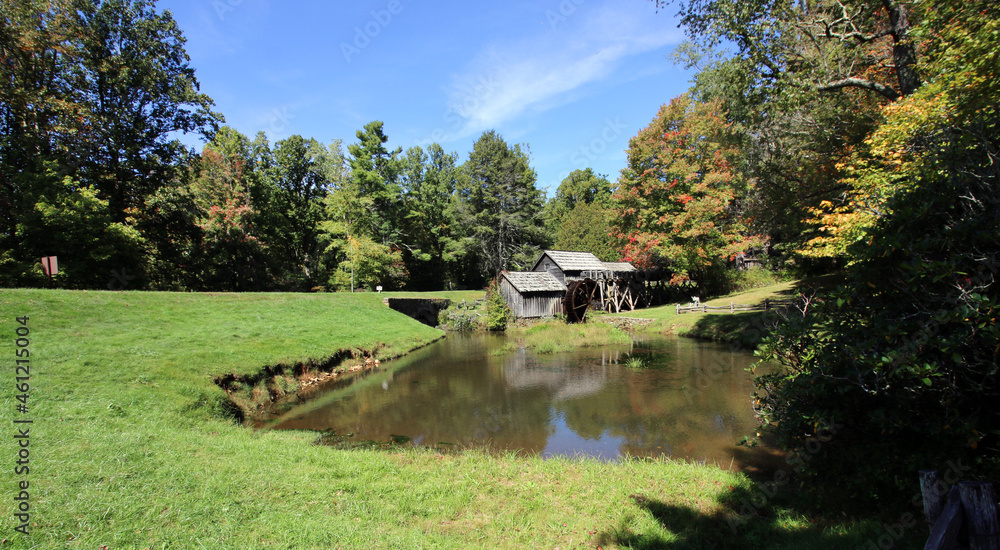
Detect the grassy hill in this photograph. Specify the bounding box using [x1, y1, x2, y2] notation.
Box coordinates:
[0, 287, 918, 549]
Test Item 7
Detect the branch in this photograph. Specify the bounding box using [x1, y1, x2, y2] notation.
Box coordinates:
[817, 78, 899, 101]
[809, 1, 893, 43]
[735, 29, 782, 80]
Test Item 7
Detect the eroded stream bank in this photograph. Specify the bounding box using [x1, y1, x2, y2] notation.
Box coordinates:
[213, 337, 444, 423]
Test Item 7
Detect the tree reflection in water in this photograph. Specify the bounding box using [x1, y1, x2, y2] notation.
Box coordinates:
[268, 333, 764, 467]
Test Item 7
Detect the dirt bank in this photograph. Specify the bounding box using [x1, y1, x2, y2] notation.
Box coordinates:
[214, 335, 445, 423]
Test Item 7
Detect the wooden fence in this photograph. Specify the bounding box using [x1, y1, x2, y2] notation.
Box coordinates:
[921, 471, 999, 550]
[674, 298, 799, 315]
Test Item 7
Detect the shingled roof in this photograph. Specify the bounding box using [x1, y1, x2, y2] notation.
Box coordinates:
[602, 262, 636, 272]
[500, 271, 567, 293]
[532, 250, 607, 273]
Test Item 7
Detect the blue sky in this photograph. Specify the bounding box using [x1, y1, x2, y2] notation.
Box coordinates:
[158, 0, 694, 197]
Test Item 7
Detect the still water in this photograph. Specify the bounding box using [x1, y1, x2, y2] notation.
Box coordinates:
[267, 333, 763, 465]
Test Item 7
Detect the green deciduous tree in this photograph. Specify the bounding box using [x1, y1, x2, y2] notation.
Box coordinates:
[553, 201, 617, 262]
[0, 0, 84, 258]
[1, 0, 220, 288]
[135, 182, 203, 290]
[657, 0, 920, 100]
[75, 0, 221, 222]
[751, 0, 1000, 508]
[268, 135, 333, 289]
[399, 143, 465, 290]
[321, 178, 405, 292]
[544, 168, 613, 228]
[16, 174, 146, 289]
[543, 169, 617, 260]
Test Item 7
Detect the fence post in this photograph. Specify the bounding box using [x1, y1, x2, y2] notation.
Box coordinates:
[958, 481, 1000, 550]
[926, 486, 965, 550]
[920, 470, 946, 532]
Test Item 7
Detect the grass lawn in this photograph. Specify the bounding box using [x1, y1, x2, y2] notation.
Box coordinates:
[0, 287, 922, 548]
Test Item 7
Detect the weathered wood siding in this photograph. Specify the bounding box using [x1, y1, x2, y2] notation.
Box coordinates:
[500, 278, 563, 318]
[533, 253, 567, 284]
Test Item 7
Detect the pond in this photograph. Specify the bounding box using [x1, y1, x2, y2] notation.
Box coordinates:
[266, 333, 766, 466]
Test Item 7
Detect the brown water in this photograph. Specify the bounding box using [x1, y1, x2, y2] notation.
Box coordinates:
[267, 333, 764, 465]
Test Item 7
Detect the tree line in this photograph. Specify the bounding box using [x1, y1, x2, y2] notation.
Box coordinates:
[1, 0, 620, 292]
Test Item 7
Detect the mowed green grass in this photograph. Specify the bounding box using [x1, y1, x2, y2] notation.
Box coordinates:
[0, 288, 921, 549]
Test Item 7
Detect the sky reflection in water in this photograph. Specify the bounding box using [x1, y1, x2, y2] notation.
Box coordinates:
[268, 333, 763, 466]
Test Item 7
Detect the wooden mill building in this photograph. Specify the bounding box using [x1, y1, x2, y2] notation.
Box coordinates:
[497, 270, 567, 318]
[498, 250, 667, 319]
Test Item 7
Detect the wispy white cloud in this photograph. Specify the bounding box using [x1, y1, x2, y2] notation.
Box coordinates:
[175, 0, 273, 59]
[441, 2, 684, 141]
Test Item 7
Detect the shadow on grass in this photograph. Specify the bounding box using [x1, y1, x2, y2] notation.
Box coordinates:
[597, 477, 926, 550]
[683, 273, 847, 348]
[682, 311, 781, 349]
[780, 272, 847, 297]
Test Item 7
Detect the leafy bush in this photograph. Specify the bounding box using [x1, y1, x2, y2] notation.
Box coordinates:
[751, 102, 1000, 509]
[483, 278, 512, 331]
[438, 308, 480, 331]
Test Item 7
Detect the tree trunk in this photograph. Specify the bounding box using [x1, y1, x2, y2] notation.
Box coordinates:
[883, 0, 920, 96]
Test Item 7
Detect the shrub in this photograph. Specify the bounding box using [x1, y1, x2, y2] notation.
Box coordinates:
[438, 308, 480, 332]
[483, 278, 512, 332]
[751, 105, 1000, 510]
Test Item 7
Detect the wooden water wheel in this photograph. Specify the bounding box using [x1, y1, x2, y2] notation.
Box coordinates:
[563, 278, 598, 323]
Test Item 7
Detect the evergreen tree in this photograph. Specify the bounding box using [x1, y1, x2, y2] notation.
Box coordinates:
[346, 121, 403, 247]
[458, 130, 547, 283]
